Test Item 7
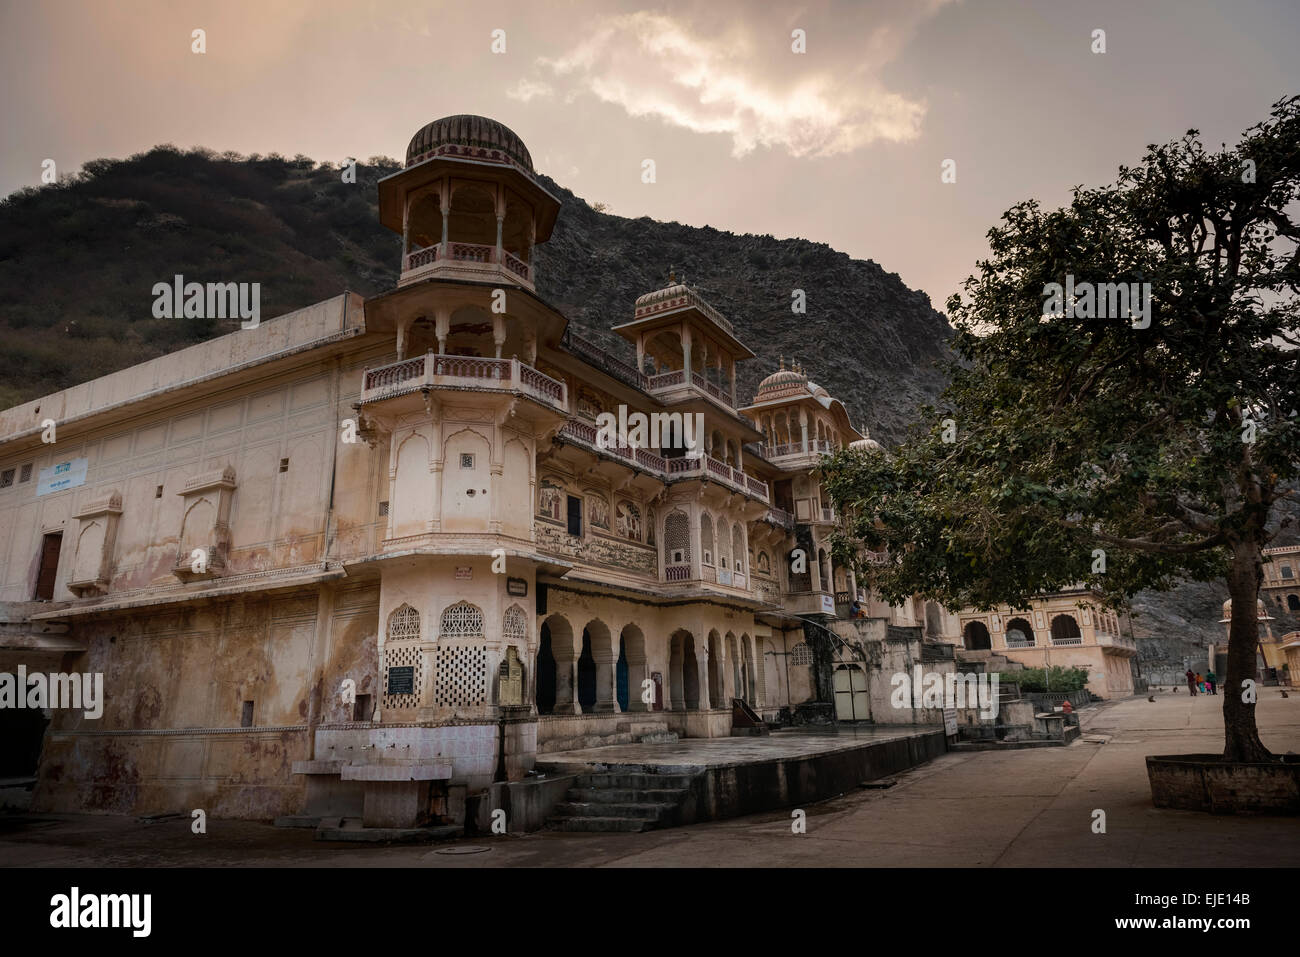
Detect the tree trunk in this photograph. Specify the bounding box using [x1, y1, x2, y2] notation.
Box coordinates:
[1221, 540, 1274, 762]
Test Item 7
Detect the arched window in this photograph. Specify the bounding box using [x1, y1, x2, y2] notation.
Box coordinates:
[439, 601, 484, 639]
[964, 621, 991, 650]
[1050, 614, 1082, 645]
[503, 603, 528, 642]
[732, 525, 745, 574]
[1005, 617, 1035, 647]
[664, 511, 690, 565]
[716, 519, 731, 569]
[701, 513, 714, 565]
[387, 604, 421, 641]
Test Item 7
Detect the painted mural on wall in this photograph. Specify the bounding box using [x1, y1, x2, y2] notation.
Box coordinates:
[587, 492, 610, 531]
[538, 477, 564, 522]
[616, 499, 642, 542]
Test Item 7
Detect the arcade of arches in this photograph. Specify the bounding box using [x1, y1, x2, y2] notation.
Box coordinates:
[533, 604, 776, 718]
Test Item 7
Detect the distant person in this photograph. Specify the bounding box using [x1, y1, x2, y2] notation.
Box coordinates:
[1206, 670, 1217, 695]
[1185, 669, 1198, 695]
[1195, 672, 1205, 693]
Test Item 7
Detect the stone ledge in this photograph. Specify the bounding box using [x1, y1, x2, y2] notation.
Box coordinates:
[1147, 753, 1300, 815]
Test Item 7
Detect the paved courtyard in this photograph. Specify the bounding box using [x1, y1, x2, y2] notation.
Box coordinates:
[1, 691, 1297, 867]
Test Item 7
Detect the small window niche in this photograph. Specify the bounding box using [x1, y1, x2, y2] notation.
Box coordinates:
[67, 491, 123, 597]
[352, 693, 372, 722]
[240, 700, 254, 728]
[173, 465, 236, 582]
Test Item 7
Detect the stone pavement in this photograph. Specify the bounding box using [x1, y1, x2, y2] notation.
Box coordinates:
[537, 723, 935, 769]
[1, 691, 1297, 867]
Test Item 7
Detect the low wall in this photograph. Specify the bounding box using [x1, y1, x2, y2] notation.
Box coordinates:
[470, 774, 578, 834]
[686, 730, 948, 823]
[1147, 753, 1300, 815]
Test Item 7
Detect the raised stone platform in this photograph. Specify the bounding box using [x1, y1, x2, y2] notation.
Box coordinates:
[531, 724, 946, 828]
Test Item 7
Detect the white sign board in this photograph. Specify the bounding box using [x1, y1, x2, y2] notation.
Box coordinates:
[36, 458, 88, 496]
[820, 593, 835, 614]
[943, 708, 958, 737]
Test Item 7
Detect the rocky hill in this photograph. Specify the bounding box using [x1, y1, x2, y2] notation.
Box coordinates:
[0, 146, 951, 443]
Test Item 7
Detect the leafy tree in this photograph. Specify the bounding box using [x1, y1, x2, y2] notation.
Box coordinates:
[825, 96, 1300, 763]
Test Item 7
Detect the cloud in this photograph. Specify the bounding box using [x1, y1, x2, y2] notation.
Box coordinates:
[521, 9, 945, 158]
[506, 77, 554, 103]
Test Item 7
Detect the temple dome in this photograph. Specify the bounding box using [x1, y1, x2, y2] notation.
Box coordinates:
[755, 365, 808, 401]
[634, 283, 692, 310]
[850, 427, 882, 452]
[405, 114, 534, 172]
[1219, 598, 1273, 622]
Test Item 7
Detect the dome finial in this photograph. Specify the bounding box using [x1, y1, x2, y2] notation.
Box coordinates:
[668, 265, 676, 285]
[779, 355, 785, 371]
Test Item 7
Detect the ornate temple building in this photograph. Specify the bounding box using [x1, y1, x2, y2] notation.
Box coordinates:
[0, 115, 956, 828]
[953, 589, 1138, 697]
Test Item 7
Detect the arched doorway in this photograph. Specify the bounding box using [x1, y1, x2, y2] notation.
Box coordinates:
[536, 625, 556, 715]
[741, 634, 755, 703]
[925, 601, 944, 638]
[707, 630, 723, 706]
[1005, 617, 1035, 647]
[725, 632, 740, 703]
[616, 635, 629, 712]
[964, 621, 991, 651]
[577, 627, 597, 712]
[620, 624, 647, 712]
[668, 630, 699, 710]
[537, 614, 575, 714]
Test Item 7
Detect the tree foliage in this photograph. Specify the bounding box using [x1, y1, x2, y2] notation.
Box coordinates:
[825, 96, 1300, 761]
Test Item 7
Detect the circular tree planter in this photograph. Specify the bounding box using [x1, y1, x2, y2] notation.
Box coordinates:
[1146, 754, 1300, 815]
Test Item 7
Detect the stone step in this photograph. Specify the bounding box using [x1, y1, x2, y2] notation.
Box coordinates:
[565, 787, 685, 804]
[547, 815, 654, 833]
[574, 772, 697, 790]
[622, 721, 669, 736]
[552, 801, 674, 821]
[635, 731, 679, 744]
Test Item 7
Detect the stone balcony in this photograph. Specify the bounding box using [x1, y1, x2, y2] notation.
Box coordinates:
[555, 419, 770, 505]
[765, 439, 837, 468]
[360, 353, 567, 414]
[1095, 631, 1137, 653]
[784, 590, 839, 617]
[644, 368, 738, 412]
[400, 242, 534, 291]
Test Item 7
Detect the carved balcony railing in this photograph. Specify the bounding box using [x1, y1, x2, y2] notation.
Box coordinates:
[554, 424, 765, 502]
[665, 564, 691, 582]
[767, 440, 836, 459]
[701, 377, 734, 408]
[402, 242, 533, 285]
[361, 353, 567, 414]
[644, 368, 737, 410]
[502, 250, 530, 281]
[560, 331, 648, 391]
[647, 369, 686, 390]
[764, 506, 794, 530]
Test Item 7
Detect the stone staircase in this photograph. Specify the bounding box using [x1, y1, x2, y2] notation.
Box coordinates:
[547, 771, 696, 833]
[540, 718, 678, 753]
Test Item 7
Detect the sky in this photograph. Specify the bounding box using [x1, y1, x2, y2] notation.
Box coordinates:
[2, 0, 1298, 312]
